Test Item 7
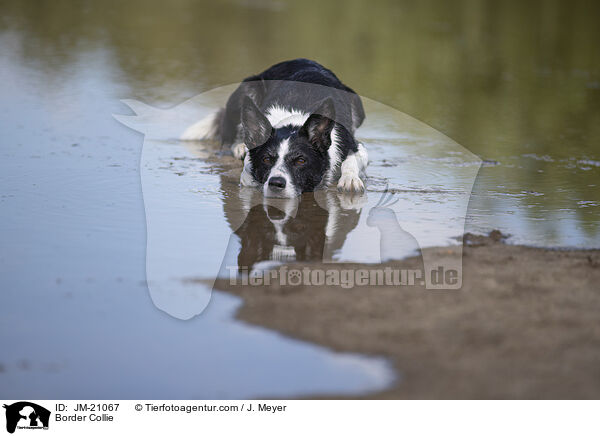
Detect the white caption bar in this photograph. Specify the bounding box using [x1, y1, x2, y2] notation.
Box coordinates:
[2, 400, 598, 435]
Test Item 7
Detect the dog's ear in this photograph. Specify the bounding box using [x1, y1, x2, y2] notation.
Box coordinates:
[241, 96, 272, 150]
[299, 98, 336, 154]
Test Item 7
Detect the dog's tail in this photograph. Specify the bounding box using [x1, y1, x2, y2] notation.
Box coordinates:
[180, 108, 224, 141]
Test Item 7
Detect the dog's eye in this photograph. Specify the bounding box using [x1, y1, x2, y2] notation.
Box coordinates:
[262, 156, 272, 164]
[295, 157, 306, 166]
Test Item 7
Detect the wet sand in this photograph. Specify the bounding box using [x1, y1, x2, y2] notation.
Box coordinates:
[213, 233, 600, 399]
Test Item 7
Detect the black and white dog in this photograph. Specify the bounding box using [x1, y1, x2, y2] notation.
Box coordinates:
[182, 59, 368, 198]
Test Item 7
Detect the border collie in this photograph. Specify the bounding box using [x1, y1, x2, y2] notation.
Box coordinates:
[182, 58, 368, 198]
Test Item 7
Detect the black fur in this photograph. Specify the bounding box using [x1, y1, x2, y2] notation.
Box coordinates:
[248, 123, 330, 193]
[219, 58, 365, 148]
[217, 58, 366, 195]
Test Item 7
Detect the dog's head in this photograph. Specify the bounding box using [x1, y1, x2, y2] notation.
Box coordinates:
[241, 96, 336, 198]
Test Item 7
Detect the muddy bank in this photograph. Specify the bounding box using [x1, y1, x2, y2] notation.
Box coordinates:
[213, 233, 600, 399]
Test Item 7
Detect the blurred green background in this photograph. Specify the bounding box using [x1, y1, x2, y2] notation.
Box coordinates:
[2, 0, 598, 156]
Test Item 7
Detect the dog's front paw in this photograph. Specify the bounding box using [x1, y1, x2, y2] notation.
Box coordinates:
[231, 143, 247, 160]
[337, 173, 365, 193]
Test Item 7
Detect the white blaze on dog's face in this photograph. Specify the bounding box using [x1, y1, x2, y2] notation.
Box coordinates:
[239, 96, 337, 198]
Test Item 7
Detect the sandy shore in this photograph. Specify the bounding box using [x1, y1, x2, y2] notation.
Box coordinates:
[213, 233, 600, 399]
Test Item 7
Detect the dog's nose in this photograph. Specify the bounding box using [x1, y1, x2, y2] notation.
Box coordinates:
[268, 176, 286, 189]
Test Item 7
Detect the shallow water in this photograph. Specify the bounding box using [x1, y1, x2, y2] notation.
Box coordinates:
[1, 0, 599, 398]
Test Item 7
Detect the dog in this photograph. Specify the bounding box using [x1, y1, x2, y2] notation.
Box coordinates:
[182, 58, 368, 198]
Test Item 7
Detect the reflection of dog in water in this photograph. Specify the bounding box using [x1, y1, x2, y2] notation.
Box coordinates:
[220, 184, 363, 272]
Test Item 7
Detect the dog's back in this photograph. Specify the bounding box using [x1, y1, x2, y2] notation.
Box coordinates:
[219, 58, 365, 147]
